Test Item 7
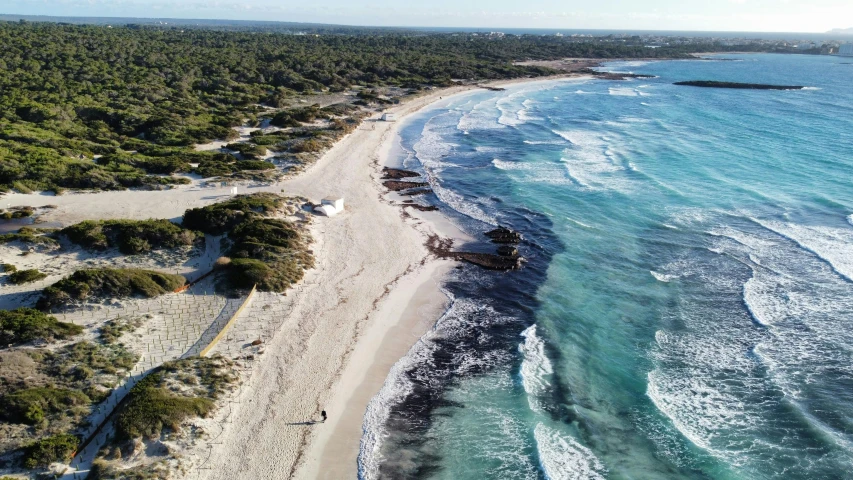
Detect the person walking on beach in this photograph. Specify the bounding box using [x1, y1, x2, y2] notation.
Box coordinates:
[321, 410, 327, 423]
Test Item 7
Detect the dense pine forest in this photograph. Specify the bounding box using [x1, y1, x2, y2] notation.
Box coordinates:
[0, 21, 742, 193]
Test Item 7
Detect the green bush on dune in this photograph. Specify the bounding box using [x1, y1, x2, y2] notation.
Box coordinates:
[0, 307, 82, 346]
[1, 387, 90, 426]
[182, 193, 285, 235]
[22, 433, 79, 468]
[61, 219, 200, 254]
[38, 268, 186, 310]
[114, 357, 235, 441]
[8, 268, 48, 284]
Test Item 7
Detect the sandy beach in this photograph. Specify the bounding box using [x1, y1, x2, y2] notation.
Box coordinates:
[1, 75, 578, 479]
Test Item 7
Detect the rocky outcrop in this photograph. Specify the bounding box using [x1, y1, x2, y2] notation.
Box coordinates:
[400, 187, 433, 196]
[384, 180, 429, 191]
[485, 227, 523, 244]
[382, 167, 421, 179]
[404, 203, 439, 212]
[426, 230, 525, 272]
[674, 81, 805, 90]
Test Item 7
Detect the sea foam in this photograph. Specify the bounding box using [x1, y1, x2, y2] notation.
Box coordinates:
[534, 423, 607, 480]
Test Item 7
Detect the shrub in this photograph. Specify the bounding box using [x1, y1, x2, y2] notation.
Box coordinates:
[182, 193, 285, 235]
[38, 268, 186, 310]
[1, 387, 90, 425]
[0, 227, 60, 246]
[0, 307, 82, 345]
[224, 143, 267, 160]
[235, 160, 275, 171]
[3, 263, 17, 273]
[22, 433, 79, 468]
[9, 268, 48, 284]
[61, 219, 199, 254]
[114, 357, 234, 441]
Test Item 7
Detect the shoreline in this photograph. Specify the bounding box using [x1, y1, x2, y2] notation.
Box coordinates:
[293, 74, 594, 479]
[0, 73, 588, 479]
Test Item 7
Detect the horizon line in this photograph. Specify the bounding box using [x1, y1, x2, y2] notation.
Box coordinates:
[1, 12, 850, 36]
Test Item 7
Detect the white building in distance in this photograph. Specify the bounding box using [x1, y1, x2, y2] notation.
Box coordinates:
[314, 197, 345, 216]
[381, 113, 397, 122]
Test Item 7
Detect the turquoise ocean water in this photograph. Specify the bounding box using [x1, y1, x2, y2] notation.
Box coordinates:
[360, 54, 853, 479]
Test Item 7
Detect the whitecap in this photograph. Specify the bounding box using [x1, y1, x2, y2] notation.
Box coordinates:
[650, 271, 678, 282]
[534, 423, 607, 480]
[608, 87, 640, 97]
[751, 218, 853, 282]
[519, 325, 553, 413]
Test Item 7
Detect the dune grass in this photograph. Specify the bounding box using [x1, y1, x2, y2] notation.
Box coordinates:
[38, 268, 186, 310]
[0, 307, 82, 346]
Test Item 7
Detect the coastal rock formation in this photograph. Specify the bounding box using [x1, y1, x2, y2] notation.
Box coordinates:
[405, 204, 439, 212]
[383, 180, 429, 191]
[382, 167, 421, 179]
[674, 81, 805, 90]
[485, 226, 523, 244]
[400, 187, 433, 196]
[426, 234, 525, 271]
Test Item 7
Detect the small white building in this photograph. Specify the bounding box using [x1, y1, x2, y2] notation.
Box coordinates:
[314, 196, 345, 217]
[381, 113, 397, 122]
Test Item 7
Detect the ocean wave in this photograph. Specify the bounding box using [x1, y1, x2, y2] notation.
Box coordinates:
[359, 322, 441, 480]
[750, 218, 853, 282]
[523, 139, 567, 145]
[609, 87, 640, 97]
[457, 98, 505, 132]
[565, 216, 593, 229]
[360, 294, 519, 478]
[519, 325, 553, 413]
[534, 423, 607, 480]
[650, 270, 678, 282]
[554, 130, 632, 192]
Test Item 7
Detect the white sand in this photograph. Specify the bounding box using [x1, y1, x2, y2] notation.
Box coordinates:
[1, 76, 581, 479]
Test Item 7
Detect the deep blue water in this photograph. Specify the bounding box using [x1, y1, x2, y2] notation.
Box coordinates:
[360, 54, 853, 479]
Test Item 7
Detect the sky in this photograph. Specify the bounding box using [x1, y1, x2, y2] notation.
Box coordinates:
[3, 0, 852, 33]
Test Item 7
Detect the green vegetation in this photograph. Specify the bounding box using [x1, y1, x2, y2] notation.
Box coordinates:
[114, 357, 235, 441]
[0, 340, 138, 468]
[0, 307, 82, 346]
[22, 433, 79, 468]
[0, 226, 60, 246]
[89, 460, 170, 480]
[2, 387, 91, 426]
[8, 268, 48, 284]
[225, 142, 267, 159]
[1, 206, 34, 219]
[0, 22, 740, 193]
[193, 153, 275, 178]
[3, 263, 16, 272]
[182, 193, 312, 291]
[99, 316, 144, 344]
[228, 218, 313, 291]
[61, 219, 200, 254]
[182, 193, 285, 235]
[38, 268, 186, 310]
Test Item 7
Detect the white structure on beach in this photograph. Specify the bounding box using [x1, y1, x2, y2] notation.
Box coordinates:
[314, 196, 345, 216]
[381, 113, 397, 122]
